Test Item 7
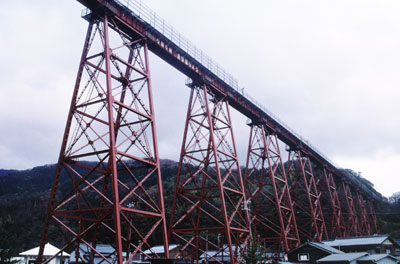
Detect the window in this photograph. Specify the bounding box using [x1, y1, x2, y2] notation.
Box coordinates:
[298, 253, 310, 261]
[386, 248, 391, 254]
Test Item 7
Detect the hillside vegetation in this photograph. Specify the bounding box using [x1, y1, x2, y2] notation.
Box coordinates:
[0, 161, 397, 257]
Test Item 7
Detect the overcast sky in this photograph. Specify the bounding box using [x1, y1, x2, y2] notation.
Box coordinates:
[0, 0, 399, 197]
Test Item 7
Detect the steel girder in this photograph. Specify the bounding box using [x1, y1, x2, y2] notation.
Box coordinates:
[244, 124, 300, 253]
[37, 15, 169, 264]
[286, 150, 328, 242]
[169, 83, 249, 263]
[318, 168, 346, 239]
[339, 182, 360, 237]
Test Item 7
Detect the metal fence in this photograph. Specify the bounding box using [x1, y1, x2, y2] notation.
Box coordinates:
[115, 0, 343, 170]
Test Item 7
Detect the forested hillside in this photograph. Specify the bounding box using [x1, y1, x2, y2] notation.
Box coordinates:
[0, 160, 179, 258]
[0, 161, 397, 258]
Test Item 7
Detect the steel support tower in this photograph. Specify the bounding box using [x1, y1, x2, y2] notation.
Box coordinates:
[319, 167, 346, 238]
[356, 193, 372, 235]
[244, 124, 300, 253]
[286, 150, 328, 242]
[339, 182, 360, 237]
[368, 200, 380, 234]
[169, 83, 249, 263]
[35, 1, 384, 261]
[37, 13, 169, 264]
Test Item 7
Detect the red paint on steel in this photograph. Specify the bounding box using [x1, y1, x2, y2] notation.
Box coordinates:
[37, 15, 168, 264]
[319, 168, 346, 238]
[368, 200, 379, 234]
[76, 0, 381, 203]
[169, 83, 249, 263]
[244, 124, 300, 254]
[36, 20, 95, 264]
[103, 14, 124, 264]
[339, 182, 360, 237]
[356, 193, 372, 236]
[37, 1, 383, 261]
[287, 150, 328, 242]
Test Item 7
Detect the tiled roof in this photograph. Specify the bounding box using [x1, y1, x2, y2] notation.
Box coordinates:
[317, 252, 368, 262]
[323, 235, 390, 247]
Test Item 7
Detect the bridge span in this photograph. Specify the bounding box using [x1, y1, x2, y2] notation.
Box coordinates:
[37, 1, 384, 263]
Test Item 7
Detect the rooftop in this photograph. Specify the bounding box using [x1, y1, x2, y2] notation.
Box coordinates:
[290, 241, 344, 254]
[358, 254, 397, 262]
[143, 244, 179, 254]
[19, 243, 70, 257]
[317, 252, 368, 262]
[323, 235, 391, 247]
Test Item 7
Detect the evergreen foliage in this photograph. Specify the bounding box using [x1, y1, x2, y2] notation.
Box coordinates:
[0, 162, 397, 257]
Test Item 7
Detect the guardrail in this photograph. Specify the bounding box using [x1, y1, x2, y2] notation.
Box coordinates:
[115, 0, 341, 169]
[98, 0, 381, 200]
[119, 0, 239, 91]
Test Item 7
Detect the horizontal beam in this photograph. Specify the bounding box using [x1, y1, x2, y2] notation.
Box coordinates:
[76, 0, 383, 202]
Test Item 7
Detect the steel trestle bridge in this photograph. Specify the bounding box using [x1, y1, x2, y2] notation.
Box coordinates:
[37, 1, 383, 263]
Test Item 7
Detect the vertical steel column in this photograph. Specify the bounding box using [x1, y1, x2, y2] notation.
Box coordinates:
[321, 168, 345, 238]
[287, 150, 328, 242]
[367, 200, 380, 234]
[339, 182, 359, 237]
[37, 14, 169, 264]
[356, 193, 372, 235]
[244, 124, 299, 254]
[169, 83, 249, 264]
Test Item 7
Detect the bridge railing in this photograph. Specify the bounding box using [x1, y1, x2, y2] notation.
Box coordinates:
[116, 0, 340, 168]
[111, 0, 382, 200]
[120, 0, 239, 91]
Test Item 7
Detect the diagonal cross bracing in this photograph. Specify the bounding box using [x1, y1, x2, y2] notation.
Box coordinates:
[76, 0, 382, 203]
[37, 15, 169, 264]
[169, 83, 249, 263]
[244, 124, 300, 254]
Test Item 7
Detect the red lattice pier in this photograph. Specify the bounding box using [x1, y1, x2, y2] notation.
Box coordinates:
[37, 1, 382, 263]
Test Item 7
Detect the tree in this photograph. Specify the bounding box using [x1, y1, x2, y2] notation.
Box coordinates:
[241, 240, 268, 264]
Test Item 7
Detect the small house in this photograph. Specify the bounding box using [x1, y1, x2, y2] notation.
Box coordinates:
[143, 244, 181, 259]
[323, 235, 400, 256]
[288, 241, 344, 264]
[69, 243, 116, 264]
[19, 243, 70, 264]
[394, 240, 400, 256]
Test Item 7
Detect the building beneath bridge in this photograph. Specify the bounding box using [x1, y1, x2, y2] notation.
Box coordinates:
[288, 241, 344, 264]
[323, 235, 400, 256]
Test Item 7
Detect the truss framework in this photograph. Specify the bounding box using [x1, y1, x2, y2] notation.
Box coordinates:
[319, 168, 346, 238]
[244, 124, 300, 253]
[34, 2, 383, 261]
[368, 200, 379, 234]
[169, 83, 249, 264]
[37, 15, 169, 264]
[339, 182, 360, 237]
[356, 193, 372, 235]
[286, 150, 328, 242]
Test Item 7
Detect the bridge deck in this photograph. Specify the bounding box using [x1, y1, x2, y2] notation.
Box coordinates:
[77, 0, 382, 201]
